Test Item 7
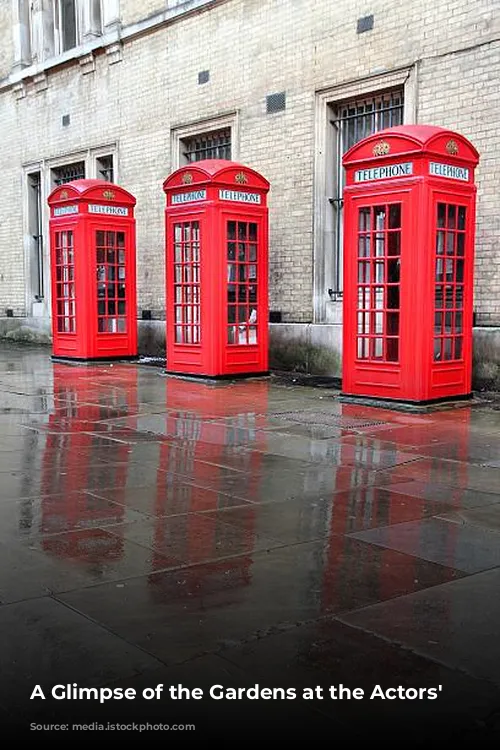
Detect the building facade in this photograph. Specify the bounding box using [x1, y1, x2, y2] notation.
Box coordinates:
[0, 0, 499, 382]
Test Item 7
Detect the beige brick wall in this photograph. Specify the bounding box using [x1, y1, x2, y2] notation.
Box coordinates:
[0, 0, 499, 324]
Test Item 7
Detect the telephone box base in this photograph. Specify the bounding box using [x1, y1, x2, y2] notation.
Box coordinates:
[51, 355, 139, 365]
[338, 392, 474, 413]
[164, 369, 269, 382]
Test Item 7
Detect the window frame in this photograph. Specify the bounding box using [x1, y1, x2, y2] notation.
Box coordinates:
[170, 113, 239, 171]
[312, 67, 417, 323]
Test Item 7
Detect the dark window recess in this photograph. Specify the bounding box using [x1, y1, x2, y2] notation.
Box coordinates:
[61, 0, 77, 51]
[52, 161, 85, 186]
[96, 155, 114, 182]
[269, 311, 282, 323]
[198, 70, 210, 84]
[182, 128, 231, 162]
[62, 114, 70, 127]
[266, 92, 286, 114]
[357, 15, 374, 34]
[141, 310, 152, 320]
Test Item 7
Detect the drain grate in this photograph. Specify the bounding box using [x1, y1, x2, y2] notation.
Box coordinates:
[268, 411, 390, 428]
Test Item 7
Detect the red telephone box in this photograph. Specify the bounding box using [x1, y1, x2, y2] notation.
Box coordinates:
[48, 179, 137, 361]
[163, 160, 270, 377]
[342, 125, 479, 404]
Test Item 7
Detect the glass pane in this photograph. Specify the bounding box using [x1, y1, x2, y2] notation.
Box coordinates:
[443, 338, 453, 360]
[386, 312, 399, 335]
[96, 231, 105, 246]
[249, 244, 257, 261]
[386, 338, 398, 362]
[387, 259, 400, 283]
[446, 233, 454, 256]
[434, 311, 443, 333]
[238, 222, 247, 240]
[445, 259, 454, 281]
[374, 287, 384, 309]
[358, 236, 369, 258]
[437, 203, 446, 228]
[447, 205, 456, 229]
[373, 338, 383, 358]
[434, 338, 441, 360]
[455, 337, 463, 359]
[387, 285, 399, 310]
[458, 206, 466, 230]
[387, 232, 400, 256]
[455, 311, 463, 333]
[457, 233, 465, 256]
[375, 261, 384, 283]
[435, 285, 444, 309]
[249, 223, 257, 241]
[227, 221, 236, 240]
[445, 286, 454, 308]
[227, 242, 236, 260]
[374, 206, 385, 229]
[456, 259, 464, 283]
[358, 262, 370, 283]
[388, 204, 401, 229]
[358, 208, 371, 231]
[435, 258, 444, 282]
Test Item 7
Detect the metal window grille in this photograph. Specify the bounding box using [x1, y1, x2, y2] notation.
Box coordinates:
[52, 161, 85, 186]
[182, 128, 231, 162]
[330, 90, 404, 295]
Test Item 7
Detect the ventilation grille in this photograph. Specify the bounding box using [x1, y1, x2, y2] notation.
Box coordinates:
[266, 92, 286, 114]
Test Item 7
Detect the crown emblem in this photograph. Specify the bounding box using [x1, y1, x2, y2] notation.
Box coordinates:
[59, 189, 69, 199]
[103, 189, 115, 200]
[446, 139, 459, 155]
[182, 172, 193, 184]
[372, 140, 390, 156]
[235, 171, 248, 184]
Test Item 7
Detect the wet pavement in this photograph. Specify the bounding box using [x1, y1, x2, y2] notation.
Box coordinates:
[1, 344, 500, 739]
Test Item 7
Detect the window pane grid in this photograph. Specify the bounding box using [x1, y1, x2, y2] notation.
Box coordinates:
[434, 203, 466, 361]
[96, 231, 127, 334]
[52, 161, 85, 186]
[356, 204, 401, 362]
[174, 221, 201, 345]
[227, 220, 258, 345]
[55, 230, 76, 333]
[182, 128, 231, 162]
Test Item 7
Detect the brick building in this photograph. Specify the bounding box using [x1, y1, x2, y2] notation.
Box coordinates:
[0, 0, 499, 382]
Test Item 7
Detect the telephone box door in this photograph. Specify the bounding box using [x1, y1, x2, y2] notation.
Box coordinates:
[94, 225, 135, 346]
[344, 193, 413, 398]
[50, 222, 79, 355]
[224, 214, 267, 364]
[166, 213, 205, 371]
[428, 192, 475, 393]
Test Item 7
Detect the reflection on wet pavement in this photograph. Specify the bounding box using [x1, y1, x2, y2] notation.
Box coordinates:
[1, 345, 500, 737]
